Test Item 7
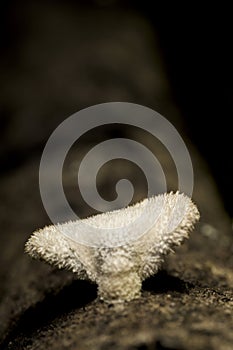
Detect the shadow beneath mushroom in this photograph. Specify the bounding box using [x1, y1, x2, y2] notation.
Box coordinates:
[142, 270, 194, 294]
[0, 280, 97, 349]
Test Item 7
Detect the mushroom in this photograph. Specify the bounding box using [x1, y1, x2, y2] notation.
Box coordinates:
[25, 192, 199, 303]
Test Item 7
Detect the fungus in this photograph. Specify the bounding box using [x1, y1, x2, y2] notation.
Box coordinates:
[25, 192, 199, 303]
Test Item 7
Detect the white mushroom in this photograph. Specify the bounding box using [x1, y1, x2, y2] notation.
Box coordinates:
[25, 192, 200, 303]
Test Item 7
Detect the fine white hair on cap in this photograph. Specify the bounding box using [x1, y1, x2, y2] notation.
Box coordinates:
[25, 192, 200, 303]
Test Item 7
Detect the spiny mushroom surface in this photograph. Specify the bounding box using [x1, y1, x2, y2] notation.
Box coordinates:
[25, 192, 200, 303]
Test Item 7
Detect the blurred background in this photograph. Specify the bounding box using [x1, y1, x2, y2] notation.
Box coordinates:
[0, 0, 232, 223]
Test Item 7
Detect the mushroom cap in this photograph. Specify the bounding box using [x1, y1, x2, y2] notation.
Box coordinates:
[57, 192, 199, 248]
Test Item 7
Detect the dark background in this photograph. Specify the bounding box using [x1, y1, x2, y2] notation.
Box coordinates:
[1, 0, 232, 216]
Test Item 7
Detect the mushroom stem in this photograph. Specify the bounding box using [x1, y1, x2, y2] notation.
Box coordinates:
[97, 271, 141, 303]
